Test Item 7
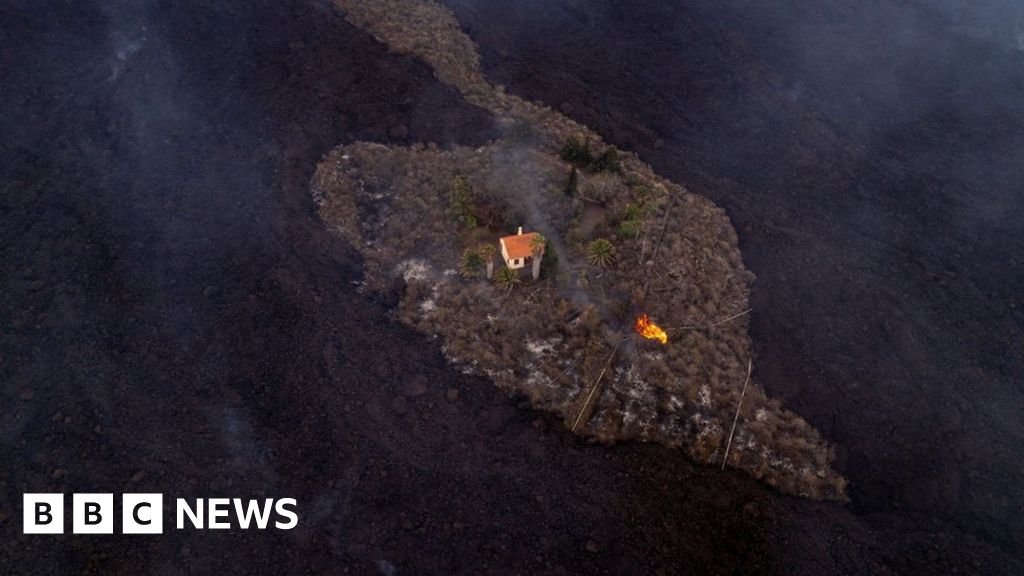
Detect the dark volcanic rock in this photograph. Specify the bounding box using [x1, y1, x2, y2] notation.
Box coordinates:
[3, 0, 1020, 574]
[403, 374, 429, 397]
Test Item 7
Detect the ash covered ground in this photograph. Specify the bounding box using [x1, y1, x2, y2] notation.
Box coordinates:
[1, 0, 1022, 574]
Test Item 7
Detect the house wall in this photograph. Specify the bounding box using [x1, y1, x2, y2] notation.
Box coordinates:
[500, 240, 527, 270]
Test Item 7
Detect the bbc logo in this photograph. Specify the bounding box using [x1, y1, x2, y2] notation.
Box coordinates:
[23, 493, 163, 534]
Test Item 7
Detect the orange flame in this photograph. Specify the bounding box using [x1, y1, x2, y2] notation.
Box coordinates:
[634, 313, 668, 344]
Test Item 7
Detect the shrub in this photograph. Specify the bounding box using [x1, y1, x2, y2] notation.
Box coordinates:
[560, 137, 620, 173]
[580, 173, 622, 204]
[621, 202, 646, 222]
[505, 118, 536, 143]
[494, 266, 521, 292]
[560, 136, 594, 166]
[588, 146, 621, 173]
[615, 201, 647, 239]
[631, 184, 653, 204]
[586, 238, 616, 268]
[449, 175, 477, 229]
[460, 248, 485, 279]
[540, 243, 560, 279]
[617, 218, 643, 239]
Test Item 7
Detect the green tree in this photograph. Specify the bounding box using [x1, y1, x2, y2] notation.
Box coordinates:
[478, 243, 496, 279]
[586, 238, 616, 272]
[621, 202, 645, 222]
[588, 146, 621, 173]
[560, 136, 594, 166]
[617, 218, 642, 239]
[460, 248, 485, 279]
[449, 175, 477, 229]
[494, 266, 521, 293]
[530, 234, 547, 280]
[617, 202, 646, 239]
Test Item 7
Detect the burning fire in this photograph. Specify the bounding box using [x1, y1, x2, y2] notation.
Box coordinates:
[634, 313, 668, 344]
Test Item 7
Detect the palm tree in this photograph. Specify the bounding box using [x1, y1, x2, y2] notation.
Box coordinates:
[494, 266, 520, 293]
[530, 233, 546, 280]
[460, 248, 485, 279]
[586, 238, 616, 274]
[478, 243, 496, 279]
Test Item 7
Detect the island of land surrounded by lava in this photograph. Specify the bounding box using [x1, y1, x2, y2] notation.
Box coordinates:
[314, 0, 846, 500]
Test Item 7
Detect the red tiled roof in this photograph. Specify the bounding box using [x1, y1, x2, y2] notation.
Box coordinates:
[500, 231, 541, 260]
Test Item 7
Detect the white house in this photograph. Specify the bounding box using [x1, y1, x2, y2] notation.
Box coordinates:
[499, 226, 541, 270]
